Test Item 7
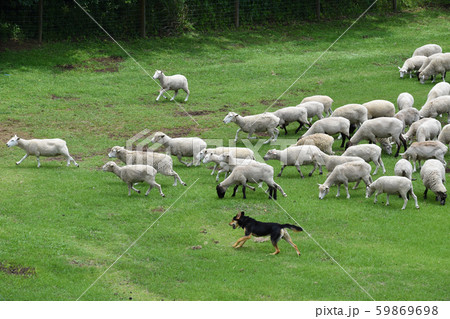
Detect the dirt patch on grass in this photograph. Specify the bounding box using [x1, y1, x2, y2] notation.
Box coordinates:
[0, 39, 40, 52]
[51, 94, 80, 101]
[174, 110, 215, 117]
[55, 56, 124, 73]
[260, 99, 286, 107]
[0, 119, 25, 141]
[0, 261, 36, 276]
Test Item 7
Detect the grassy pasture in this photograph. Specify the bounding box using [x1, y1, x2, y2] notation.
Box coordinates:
[0, 8, 449, 301]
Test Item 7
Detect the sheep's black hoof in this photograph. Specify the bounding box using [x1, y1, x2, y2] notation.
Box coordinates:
[137, 190, 141, 193]
[183, 183, 187, 186]
[15, 162, 19, 165]
[308, 173, 313, 177]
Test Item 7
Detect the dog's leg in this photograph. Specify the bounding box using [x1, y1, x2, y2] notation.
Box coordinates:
[270, 243, 280, 255]
[282, 229, 301, 256]
[233, 235, 251, 248]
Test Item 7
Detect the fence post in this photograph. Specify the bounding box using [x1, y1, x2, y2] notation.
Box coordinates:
[140, 0, 146, 37]
[393, 0, 397, 12]
[316, 0, 320, 20]
[38, 0, 43, 43]
[234, 0, 239, 28]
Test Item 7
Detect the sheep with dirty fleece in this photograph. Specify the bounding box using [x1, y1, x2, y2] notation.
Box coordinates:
[302, 117, 351, 148]
[419, 96, 450, 123]
[412, 44, 442, 57]
[438, 124, 450, 147]
[197, 147, 255, 175]
[153, 70, 190, 102]
[420, 159, 447, 205]
[419, 53, 450, 84]
[394, 158, 414, 180]
[295, 133, 334, 155]
[318, 161, 373, 199]
[400, 141, 448, 172]
[6, 135, 79, 168]
[363, 100, 395, 119]
[271, 106, 310, 135]
[397, 92, 414, 110]
[398, 56, 428, 79]
[300, 95, 334, 116]
[108, 146, 186, 186]
[223, 111, 280, 144]
[151, 131, 206, 167]
[342, 144, 386, 175]
[263, 145, 324, 178]
[366, 176, 419, 210]
[216, 161, 287, 200]
[102, 161, 165, 197]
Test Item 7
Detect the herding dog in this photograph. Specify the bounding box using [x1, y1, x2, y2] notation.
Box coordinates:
[229, 211, 303, 256]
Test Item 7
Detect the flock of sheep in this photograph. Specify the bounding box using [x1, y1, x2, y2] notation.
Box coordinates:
[5, 44, 450, 210]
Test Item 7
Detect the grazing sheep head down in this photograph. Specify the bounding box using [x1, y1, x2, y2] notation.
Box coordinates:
[216, 185, 226, 198]
[6, 135, 21, 147]
[365, 184, 375, 198]
[318, 184, 329, 199]
[398, 67, 407, 79]
[437, 191, 447, 205]
[223, 112, 238, 124]
[152, 70, 163, 80]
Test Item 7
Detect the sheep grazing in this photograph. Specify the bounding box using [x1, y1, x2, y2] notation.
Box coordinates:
[419, 96, 450, 123]
[311, 152, 364, 174]
[425, 82, 450, 104]
[420, 159, 447, 205]
[216, 162, 287, 200]
[271, 106, 310, 135]
[363, 100, 395, 119]
[318, 161, 373, 199]
[415, 119, 442, 143]
[342, 144, 386, 175]
[419, 53, 450, 84]
[296, 101, 325, 121]
[300, 95, 334, 116]
[412, 44, 442, 57]
[263, 145, 324, 178]
[223, 112, 280, 144]
[152, 70, 190, 102]
[438, 124, 450, 147]
[302, 117, 350, 148]
[346, 117, 407, 157]
[366, 176, 419, 210]
[400, 141, 448, 172]
[6, 135, 79, 168]
[330, 104, 368, 130]
[394, 108, 420, 130]
[403, 118, 434, 142]
[295, 133, 334, 155]
[398, 56, 428, 79]
[108, 146, 186, 186]
[397, 92, 414, 110]
[102, 161, 165, 197]
[394, 159, 413, 180]
[151, 131, 206, 166]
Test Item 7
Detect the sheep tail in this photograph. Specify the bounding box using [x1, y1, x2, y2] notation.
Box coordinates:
[281, 224, 303, 232]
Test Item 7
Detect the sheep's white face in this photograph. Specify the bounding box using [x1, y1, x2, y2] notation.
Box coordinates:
[263, 150, 277, 161]
[203, 152, 213, 164]
[419, 74, 427, 84]
[102, 161, 116, 172]
[318, 184, 329, 199]
[6, 135, 20, 147]
[151, 132, 166, 144]
[223, 112, 237, 124]
[108, 146, 122, 158]
[153, 70, 162, 80]
[218, 153, 230, 162]
[196, 149, 207, 161]
[398, 68, 407, 79]
[365, 185, 375, 198]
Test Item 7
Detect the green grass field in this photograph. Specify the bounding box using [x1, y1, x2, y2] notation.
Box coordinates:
[0, 8, 449, 301]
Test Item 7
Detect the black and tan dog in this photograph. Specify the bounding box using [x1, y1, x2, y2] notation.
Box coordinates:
[229, 211, 303, 256]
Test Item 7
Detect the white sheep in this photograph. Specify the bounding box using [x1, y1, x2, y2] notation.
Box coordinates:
[151, 131, 206, 166]
[197, 147, 255, 174]
[417, 53, 443, 79]
[102, 161, 165, 197]
[271, 106, 310, 135]
[363, 100, 395, 119]
[438, 124, 450, 147]
[366, 176, 419, 210]
[342, 144, 386, 175]
[330, 103, 368, 127]
[403, 117, 434, 142]
[419, 95, 450, 123]
[416, 119, 442, 142]
[300, 95, 334, 116]
[398, 56, 428, 78]
[263, 145, 324, 178]
[310, 152, 364, 175]
[108, 146, 186, 186]
[216, 162, 287, 200]
[152, 70, 190, 102]
[394, 108, 420, 130]
[419, 53, 450, 84]
[346, 117, 407, 157]
[420, 159, 447, 205]
[400, 141, 448, 172]
[425, 82, 450, 104]
[318, 161, 373, 199]
[212, 153, 257, 182]
[223, 112, 280, 144]
[412, 44, 442, 57]
[6, 135, 79, 167]
[394, 158, 413, 180]
[302, 117, 350, 148]
[296, 101, 325, 121]
[295, 133, 334, 155]
[397, 92, 414, 110]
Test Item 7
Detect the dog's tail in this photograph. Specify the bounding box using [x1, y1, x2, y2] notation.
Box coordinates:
[281, 224, 303, 232]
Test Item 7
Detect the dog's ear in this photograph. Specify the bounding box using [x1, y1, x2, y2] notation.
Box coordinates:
[237, 211, 244, 218]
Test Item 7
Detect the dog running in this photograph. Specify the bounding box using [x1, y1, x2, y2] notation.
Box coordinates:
[229, 211, 303, 256]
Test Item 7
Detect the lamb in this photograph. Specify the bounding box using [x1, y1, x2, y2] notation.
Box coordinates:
[302, 117, 350, 148]
[151, 131, 206, 166]
[345, 117, 407, 157]
[417, 53, 443, 78]
[419, 53, 450, 84]
[403, 117, 434, 142]
[223, 112, 280, 144]
[263, 145, 324, 178]
[415, 119, 442, 142]
[397, 92, 414, 110]
[366, 176, 419, 210]
[394, 108, 420, 130]
[330, 104, 368, 129]
[342, 144, 386, 175]
[400, 141, 448, 172]
[318, 161, 373, 199]
[419, 95, 450, 123]
[295, 133, 334, 155]
[310, 152, 364, 174]
[398, 56, 428, 78]
[152, 70, 190, 102]
[102, 161, 165, 197]
[425, 82, 450, 104]
[197, 147, 255, 174]
[271, 106, 310, 135]
[412, 44, 442, 57]
[438, 124, 450, 146]
[300, 95, 334, 116]
[362, 100, 395, 119]
[210, 153, 257, 182]
[296, 101, 325, 121]
[216, 162, 287, 200]
[394, 159, 413, 180]
[108, 146, 186, 186]
[420, 159, 447, 205]
[6, 135, 79, 167]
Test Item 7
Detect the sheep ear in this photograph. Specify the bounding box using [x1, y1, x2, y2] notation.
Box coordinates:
[397, 66, 401, 70]
[317, 183, 322, 186]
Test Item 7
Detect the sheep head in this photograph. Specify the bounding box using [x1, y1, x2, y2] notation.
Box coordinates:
[223, 112, 238, 124]
[102, 161, 117, 172]
[108, 146, 124, 158]
[152, 70, 163, 79]
[6, 135, 20, 147]
[151, 132, 168, 144]
[318, 184, 329, 199]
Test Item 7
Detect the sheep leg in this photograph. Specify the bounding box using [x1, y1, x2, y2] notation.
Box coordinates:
[170, 90, 178, 101]
[274, 182, 287, 197]
[340, 134, 349, 148]
[374, 191, 379, 204]
[267, 186, 273, 199]
[16, 153, 28, 165]
[277, 165, 286, 177]
[67, 155, 79, 167]
[336, 184, 341, 197]
[210, 164, 218, 175]
[294, 164, 305, 178]
[352, 179, 361, 189]
[183, 89, 190, 102]
[385, 194, 390, 206]
[242, 186, 246, 199]
[231, 185, 239, 197]
[36, 156, 41, 168]
[234, 128, 241, 142]
[145, 181, 165, 197]
[344, 182, 351, 199]
[282, 125, 288, 135]
[241, 181, 256, 192]
[177, 155, 192, 167]
[294, 122, 303, 134]
[156, 89, 167, 101]
[247, 133, 257, 140]
[308, 163, 318, 177]
[409, 189, 419, 209]
[423, 188, 428, 200]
